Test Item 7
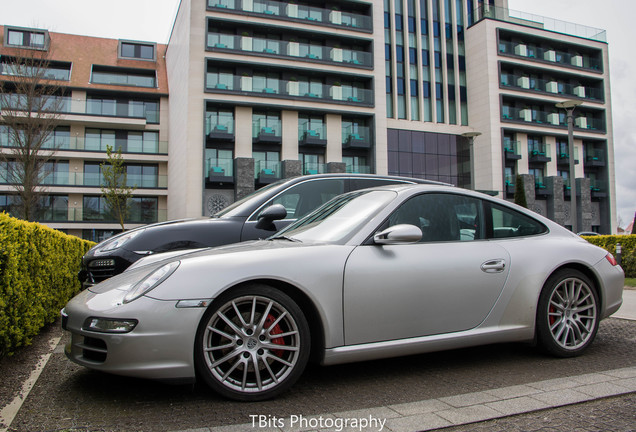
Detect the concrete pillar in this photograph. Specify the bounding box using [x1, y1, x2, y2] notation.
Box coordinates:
[282, 159, 302, 178]
[234, 157, 255, 200]
[576, 177, 592, 232]
[327, 162, 346, 173]
[545, 176, 565, 226]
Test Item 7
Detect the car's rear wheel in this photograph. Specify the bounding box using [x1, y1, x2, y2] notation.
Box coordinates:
[536, 269, 599, 357]
[195, 285, 310, 401]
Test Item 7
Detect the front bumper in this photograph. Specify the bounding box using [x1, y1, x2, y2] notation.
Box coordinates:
[62, 289, 208, 381]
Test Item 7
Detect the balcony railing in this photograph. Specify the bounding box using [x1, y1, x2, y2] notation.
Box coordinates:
[255, 160, 281, 183]
[497, 40, 602, 71]
[503, 140, 521, 160]
[584, 148, 606, 166]
[207, 0, 372, 31]
[342, 125, 371, 148]
[1, 95, 160, 123]
[0, 208, 168, 224]
[501, 106, 606, 131]
[345, 164, 371, 174]
[500, 74, 603, 101]
[1, 172, 168, 188]
[475, 5, 606, 42]
[0, 135, 168, 155]
[206, 75, 373, 106]
[207, 33, 373, 68]
[302, 162, 327, 175]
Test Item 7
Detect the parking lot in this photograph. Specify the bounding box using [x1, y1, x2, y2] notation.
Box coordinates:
[1, 295, 635, 432]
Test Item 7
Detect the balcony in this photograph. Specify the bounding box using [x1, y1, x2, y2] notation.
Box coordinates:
[584, 148, 606, 167]
[342, 125, 371, 149]
[207, 0, 372, 32]
[299, 129, 327, 147]
[206, 157, 234, 184]
[500, 73, 603, 102]
[255, 160, 281, 185]
[557, 147, 579, 166]
[207, 33, 373, 68]
[501, 105, 606, 132]
[206, 120, 234, 142]
[503, 140, 521, 161]
[528, 143, 551, 163]
[345, 164, 371, 174]
[206, 74, 374, 106]
[253, 119, 282, 144]
[589, 179, 607, 199]
[497, 39, 602, 72]
[77, 208, 167, 224]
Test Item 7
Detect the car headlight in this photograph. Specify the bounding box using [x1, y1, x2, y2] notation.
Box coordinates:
[94, 229, 145, 255]
[123, 261, 180, 303]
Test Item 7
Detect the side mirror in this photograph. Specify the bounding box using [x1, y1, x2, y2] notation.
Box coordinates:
[255, 204, 287, 231]
[374, 224, 422, 245]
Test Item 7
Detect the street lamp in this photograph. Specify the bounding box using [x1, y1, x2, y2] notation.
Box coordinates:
[556, 100, 583, 233]
[462, 131, 481, 190]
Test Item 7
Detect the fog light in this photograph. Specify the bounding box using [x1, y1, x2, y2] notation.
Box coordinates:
[89, 259, 116, 268]
[83, 317, 138, 333]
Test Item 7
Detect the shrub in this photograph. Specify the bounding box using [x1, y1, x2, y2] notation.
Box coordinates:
[0, 213, 94, 357]
[582, 234, 636, 278]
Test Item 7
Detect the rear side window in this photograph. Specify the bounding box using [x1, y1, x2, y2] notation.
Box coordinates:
[254, 178, 345, 220]
[489, 202, 547, 238]
[349, 178, 411, 191]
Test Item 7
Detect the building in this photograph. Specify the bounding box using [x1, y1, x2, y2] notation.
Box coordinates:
[166, 0, 616, 233]
[0, 26, 170, 242]
[0, 0, 617, 236]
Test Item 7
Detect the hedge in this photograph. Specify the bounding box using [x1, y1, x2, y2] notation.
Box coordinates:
[582, 234, 636, 278]
[0, 212, 94, 357]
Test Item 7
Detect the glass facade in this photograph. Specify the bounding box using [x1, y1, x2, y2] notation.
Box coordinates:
[387, 129, 470, 187]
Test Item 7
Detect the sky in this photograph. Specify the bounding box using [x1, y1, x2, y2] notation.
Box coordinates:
[3, 0, 635, 229]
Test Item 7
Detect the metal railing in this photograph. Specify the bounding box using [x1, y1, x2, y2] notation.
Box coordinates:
[474, 5, 606, 42]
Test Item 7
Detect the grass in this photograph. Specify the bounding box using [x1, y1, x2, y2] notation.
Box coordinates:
[625, 277, 636, 287]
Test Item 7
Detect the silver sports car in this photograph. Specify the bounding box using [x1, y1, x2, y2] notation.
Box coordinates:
[62, 184, 624, 401]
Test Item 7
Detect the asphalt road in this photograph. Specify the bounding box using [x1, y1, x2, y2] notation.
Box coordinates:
[4, 316, 636, 432]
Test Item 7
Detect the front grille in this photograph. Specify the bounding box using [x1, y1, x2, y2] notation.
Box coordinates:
[87, 259, 116, 283]
[80, 336, 108, 363]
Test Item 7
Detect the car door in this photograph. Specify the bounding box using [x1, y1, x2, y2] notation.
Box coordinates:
[240, 177, 346, 240]
[343, 192, 511, 345]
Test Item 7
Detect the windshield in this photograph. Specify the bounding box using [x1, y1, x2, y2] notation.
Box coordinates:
[273, 190, 397, 244]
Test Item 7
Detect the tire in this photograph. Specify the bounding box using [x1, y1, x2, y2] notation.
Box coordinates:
[536, 269, 599, 357]
[195, 284, 310, 401]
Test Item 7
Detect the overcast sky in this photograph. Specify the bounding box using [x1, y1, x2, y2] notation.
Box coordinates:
[4, 0, 635, 228]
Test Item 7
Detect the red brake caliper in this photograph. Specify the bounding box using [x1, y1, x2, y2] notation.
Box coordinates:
[265, 314, 285, 358]
[549, 306, 556, 326]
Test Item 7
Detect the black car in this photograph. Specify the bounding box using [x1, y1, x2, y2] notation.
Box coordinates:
[79, 174, 441, 285]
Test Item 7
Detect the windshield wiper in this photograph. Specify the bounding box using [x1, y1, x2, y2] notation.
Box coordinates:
[269, 235, 302, 243]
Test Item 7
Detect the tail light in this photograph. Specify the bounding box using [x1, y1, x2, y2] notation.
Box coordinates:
[605, 253, 618, 266]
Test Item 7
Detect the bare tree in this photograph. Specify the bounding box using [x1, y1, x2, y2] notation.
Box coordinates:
[101, 145, 136, 231]
[0, 47, 64, 221]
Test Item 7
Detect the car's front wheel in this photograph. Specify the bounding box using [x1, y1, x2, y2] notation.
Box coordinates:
[195, 285, 310, 401]
[536, 269, 599, 357]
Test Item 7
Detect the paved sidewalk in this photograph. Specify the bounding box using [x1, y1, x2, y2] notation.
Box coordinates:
[180, 366, 636, 432]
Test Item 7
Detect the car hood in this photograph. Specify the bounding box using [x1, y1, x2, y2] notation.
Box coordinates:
[88, 239, 317, 296]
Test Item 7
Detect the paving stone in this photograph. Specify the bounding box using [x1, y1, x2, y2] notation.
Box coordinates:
[388, 399, 453, 416]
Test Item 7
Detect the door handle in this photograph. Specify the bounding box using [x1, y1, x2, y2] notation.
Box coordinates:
[481, 259, 506, 273]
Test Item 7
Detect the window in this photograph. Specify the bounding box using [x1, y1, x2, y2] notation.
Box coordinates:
[257, 178, 346, 221]
[119, 41, 156, 61]
[388, 193, 483, 242]
[5, 27, 48, 50]
[91, 65, 156, 88]
[0, 57, 71, 80]
[490, 202, 547, 238]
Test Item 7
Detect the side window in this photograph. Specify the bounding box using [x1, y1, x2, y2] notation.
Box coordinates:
[259, 179, 345, 220]
[388, 193, 483, 242]
[490, 203, 548, 238]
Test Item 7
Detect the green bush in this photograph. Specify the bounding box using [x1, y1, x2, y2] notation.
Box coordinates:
[0, 212, 94, 357]
[582, 234, 636, 278]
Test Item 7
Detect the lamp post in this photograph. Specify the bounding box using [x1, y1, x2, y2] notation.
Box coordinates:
[461, 131, 481, 190]
[556, 100, 583, 233]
